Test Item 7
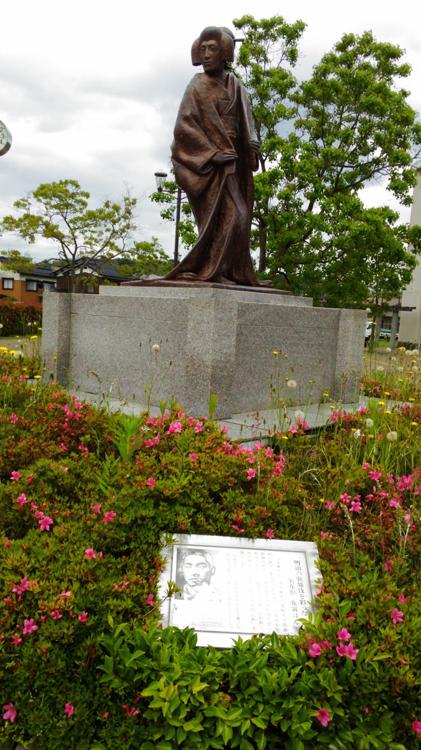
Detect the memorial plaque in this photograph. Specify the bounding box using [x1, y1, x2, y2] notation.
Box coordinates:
[158, 534, 320, 647]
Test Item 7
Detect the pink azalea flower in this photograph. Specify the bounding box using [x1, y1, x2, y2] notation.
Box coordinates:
[272, 456, 286, 476]
[266, 528, 275, 539]
[78, 611, 89, 623]
[391, 608, 404, 625]
[340, 492, 351, 505]
[384, 560, 393, 573]
[297, 418, 310, 430]
[64, 703, 75, 718]
[188, 453, 198, 462]
[308, 642, 323, 658]
[265, 446, 274, 458]
[288, 424, 298, 435]
[231, 524, 244, 534]
[59, 590, 71, 598]
[10, 471, 22, 481]
[337, 628, 351, 642]
[2, 703, 17, 723]
[398, 594, 408, 604]
[325, 500, 335, 510]
[194, 422, 204, 433]
[336, 642, 359, 660]
[9, 413, 19, 424]
[90, 503, 102, 514]
[398, 475, 413, 491]
[38, 515, 54, 531]
[102, 510, 116, 523]
[167, 420, 182, 434]
[368, 470, 381, 481]
[22, 618, 38, 636]
[16, 493, 28, 506]
[246, 468, 256, 480]
[122, 704, 140, 717]
[145, 593, 155, 607]
[349, 501, 362, 513]
[11, 635, 22, 646]
[389, 498, 401, 508]
[146, 477, 156, 487]
[84, 548, 96, 559]
[411, 721, 421, 737]
[50, 609, 63, 620]
[316, 707, 331, 727]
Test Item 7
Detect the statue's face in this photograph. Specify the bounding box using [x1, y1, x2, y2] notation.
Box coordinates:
[199, 38, 224, 75]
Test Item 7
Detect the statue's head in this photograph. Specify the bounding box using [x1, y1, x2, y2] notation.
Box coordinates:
[191, 26, 235, 69]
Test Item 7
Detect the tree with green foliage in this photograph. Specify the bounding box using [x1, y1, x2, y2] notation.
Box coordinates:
[1, 180, 137, 292]
[153, 16, 421, 309]
[233, 17, 421, 307]
[118, 237, 173, 278]
[150, 176, 197, 253]
[0, 249, 35, 273]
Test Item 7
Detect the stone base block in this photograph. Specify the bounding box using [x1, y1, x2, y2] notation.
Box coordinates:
[42, 286, 366, 419]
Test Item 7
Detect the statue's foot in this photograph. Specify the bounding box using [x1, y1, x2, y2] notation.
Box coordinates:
[214, 275, 237, 285]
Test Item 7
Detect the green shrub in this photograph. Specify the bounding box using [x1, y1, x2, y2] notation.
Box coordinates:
[0, 353, 420, 749]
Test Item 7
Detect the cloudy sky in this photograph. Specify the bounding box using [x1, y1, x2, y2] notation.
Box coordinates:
[1, 0, 420, 261]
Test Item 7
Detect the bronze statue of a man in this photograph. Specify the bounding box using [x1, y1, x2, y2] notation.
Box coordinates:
[164, 26, 260, 286]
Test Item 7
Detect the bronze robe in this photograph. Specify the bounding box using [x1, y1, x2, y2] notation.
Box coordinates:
[165, 71, 259, 285]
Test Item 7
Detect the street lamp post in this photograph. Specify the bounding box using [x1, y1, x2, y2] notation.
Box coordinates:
[0, 121, 12, 157]
[154, 171, 182, 265]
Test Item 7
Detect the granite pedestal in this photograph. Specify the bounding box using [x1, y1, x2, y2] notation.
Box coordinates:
[42, 286, 366, 419]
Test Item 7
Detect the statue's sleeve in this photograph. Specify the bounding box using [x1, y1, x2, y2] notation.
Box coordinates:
[171, 78, 218, 176]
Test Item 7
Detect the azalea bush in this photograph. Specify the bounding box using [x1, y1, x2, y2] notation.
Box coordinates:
[0, 350, 420, 749]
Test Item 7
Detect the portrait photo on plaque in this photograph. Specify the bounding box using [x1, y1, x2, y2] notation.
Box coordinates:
[159, 534, 320, 648]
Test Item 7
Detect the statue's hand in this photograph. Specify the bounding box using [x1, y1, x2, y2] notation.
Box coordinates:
[250, 149, 259, 171]
[211, 151, 237, 165]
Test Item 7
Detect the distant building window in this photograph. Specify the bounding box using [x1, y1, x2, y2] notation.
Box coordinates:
[43, 282, 55, 291]
[2, 278, 14, 290]
[26, 280, 38, 292]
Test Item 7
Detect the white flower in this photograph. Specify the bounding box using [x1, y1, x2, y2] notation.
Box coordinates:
[294, 409, 305, 421]
[353, 429, 361, 439]
[386, 431, 398, 442]
[376, 365, 384, 372]
[286, 379, 297, 389]
[405, 350, 413, 357]
[365, 418, 374, 428]
[151, 343, 160, 353]
[385, 347, 391, 353]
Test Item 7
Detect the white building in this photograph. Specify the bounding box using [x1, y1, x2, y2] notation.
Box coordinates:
[399, 161, 421, 345]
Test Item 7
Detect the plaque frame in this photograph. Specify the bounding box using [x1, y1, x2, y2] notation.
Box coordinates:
[158, 534, 320, 648]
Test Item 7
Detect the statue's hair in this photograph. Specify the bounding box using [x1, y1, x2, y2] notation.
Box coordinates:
[191, 26, 235, 67]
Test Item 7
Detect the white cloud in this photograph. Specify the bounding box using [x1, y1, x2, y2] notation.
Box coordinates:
[1, 0, 420, 260]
